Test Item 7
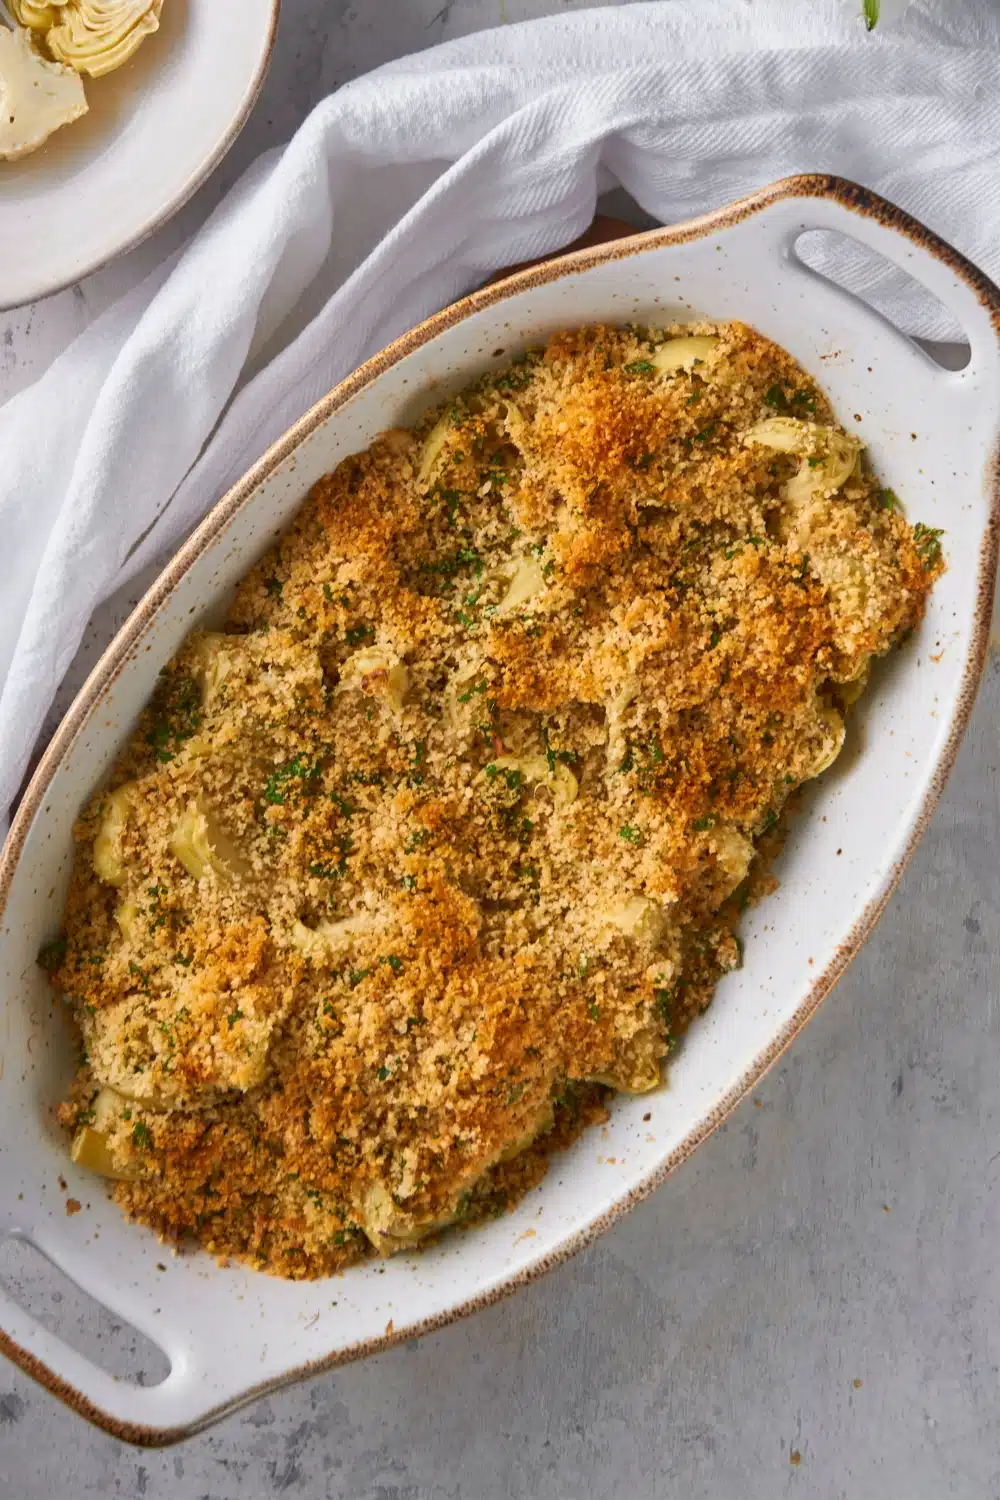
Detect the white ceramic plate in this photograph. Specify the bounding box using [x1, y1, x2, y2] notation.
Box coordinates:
[0, 0, 279, 310]
[1, 177, 998, 1443]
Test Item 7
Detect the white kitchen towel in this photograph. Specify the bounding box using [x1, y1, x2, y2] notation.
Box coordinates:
[3, 0, 1000, 831]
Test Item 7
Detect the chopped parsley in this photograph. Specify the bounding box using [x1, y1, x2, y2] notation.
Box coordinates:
[619, 824, 642, 845]
[128, 960, 151, 994]
[913, 522, 944, 566]
[494, 360, 536, 394]
[485, 763, 522, 792]
[654, 976, 683, 1024]
[419, 547, 484, 582]
[624, 359, 655, 375]
[131, 1121, 153, 1150]
[144, 672, 202, 764]
[37, 936, 67, 973]
[764, 385, 816, 415]
[263, 756, 322, 805]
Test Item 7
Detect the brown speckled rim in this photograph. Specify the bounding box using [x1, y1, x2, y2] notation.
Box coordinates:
[0, 1, 281, 313]
[1, 174, 998, 1445]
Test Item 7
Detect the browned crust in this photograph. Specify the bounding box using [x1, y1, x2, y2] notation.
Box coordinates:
[1, 173, 997, 1445]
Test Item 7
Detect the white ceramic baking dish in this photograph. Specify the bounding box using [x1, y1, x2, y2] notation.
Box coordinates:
[1, 176, 998, 1444]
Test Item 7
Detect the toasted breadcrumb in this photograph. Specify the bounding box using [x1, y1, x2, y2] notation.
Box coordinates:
[49, 322, 940, 1278]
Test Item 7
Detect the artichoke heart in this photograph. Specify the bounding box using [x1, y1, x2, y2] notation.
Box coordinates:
[337, 647, 409, 715]
[0, 23, 87, 161]
[70, 1087, 141, 1181]
[416, 413, 453, 490]
[170, 800, 249, 882]
[46, 0, 163, 79]
[92, 783, 135, 887]
[487, 753, 578, 807]
[604, 895, 667, 946]
[650, 335, 719, 375]
[745, 417, 862, 501]
[9, 0, 60, 29]
[494, 555, 546, 615]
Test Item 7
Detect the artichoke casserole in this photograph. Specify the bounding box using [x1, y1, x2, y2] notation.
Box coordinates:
[43, 320, 942, 1277]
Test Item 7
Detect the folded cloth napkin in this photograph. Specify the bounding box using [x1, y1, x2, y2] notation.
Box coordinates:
[2, 0, 1000, 834]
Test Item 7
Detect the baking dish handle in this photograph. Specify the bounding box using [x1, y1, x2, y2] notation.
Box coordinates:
[0, 1279, 204, 1440]
[749, 179, 1000, 387]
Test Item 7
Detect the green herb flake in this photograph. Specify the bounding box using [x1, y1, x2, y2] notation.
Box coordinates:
[913, 522, 944, 566]
[878, 487, 902, 512]
[37, 936, 67, 973]
[131, 1121, 152, 1150]
[128, 960, 151, 994]
[619, 824, 642, 845]
[144, 672, 202, 764]
[263, 756, 322, 806]
[227, 1009, 244, 1028]
[624, 359, 655, 375]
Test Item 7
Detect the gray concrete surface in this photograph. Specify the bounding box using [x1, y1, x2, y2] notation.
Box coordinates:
[3, 2, 999, 1495]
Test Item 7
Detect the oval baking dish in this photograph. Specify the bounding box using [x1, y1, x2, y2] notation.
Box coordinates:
[1, 176, 998, 1444]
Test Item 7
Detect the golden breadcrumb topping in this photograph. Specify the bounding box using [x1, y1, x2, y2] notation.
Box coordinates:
[46, 321, 941, 1278]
